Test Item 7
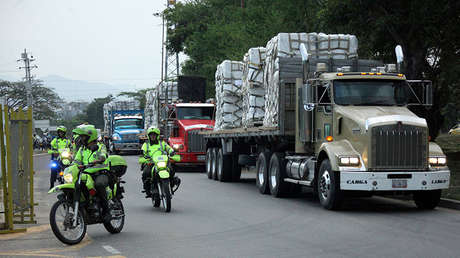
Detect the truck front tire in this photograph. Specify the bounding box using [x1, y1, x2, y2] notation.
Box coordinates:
[413, 190, 441, 210]
[268, 153, 289, 197]
[256, 152, 271, 194]
[317, 159, 343, 210]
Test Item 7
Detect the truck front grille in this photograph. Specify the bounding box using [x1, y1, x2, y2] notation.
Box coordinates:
[371, 124, 427, 170]
[187, 130, 206, 152]
[122, 133, 138, 142]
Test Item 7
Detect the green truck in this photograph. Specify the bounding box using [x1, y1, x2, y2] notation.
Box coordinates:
[203, 43, 450, 210]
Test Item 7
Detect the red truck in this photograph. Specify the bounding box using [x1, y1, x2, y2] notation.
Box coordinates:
[167, 103, 215, 167]
[144, 76, 215, 169]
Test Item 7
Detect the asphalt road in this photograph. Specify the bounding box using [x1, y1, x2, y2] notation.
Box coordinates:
[1, 154, 460, 258]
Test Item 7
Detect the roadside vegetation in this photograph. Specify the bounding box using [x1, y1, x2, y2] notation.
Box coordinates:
[164, 0, 459, 136]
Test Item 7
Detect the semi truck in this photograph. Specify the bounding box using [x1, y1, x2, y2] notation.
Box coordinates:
[203, 36, 450, 210]
[103, 101, 144, 154]
[144, 76, 215, 168]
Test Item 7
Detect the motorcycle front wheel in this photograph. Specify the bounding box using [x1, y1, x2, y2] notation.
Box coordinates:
[103, 199, 125, 234]
[161, 179, 172, 213]
[49, 200, 86, 245]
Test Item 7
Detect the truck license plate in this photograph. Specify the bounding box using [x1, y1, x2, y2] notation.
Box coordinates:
[392, 179, 407, 188]
[197, 155, 205, 161]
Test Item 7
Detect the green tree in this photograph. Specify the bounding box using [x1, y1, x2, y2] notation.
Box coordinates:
[0, 79, 62, 119]
[84, 95, 114, 129]
[321, 0, 460, 136]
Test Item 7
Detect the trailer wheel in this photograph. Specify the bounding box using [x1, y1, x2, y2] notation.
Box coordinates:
[206, 148, 213, 179]
[231, 154, 241, 182]
[256, 152, 271, 194]
[413, 190, 441, 210]
[217, 148, 232, 182]
[212, 148, 219, 180]
[317, 159, 343, 210]
[268, 153, 289, 197]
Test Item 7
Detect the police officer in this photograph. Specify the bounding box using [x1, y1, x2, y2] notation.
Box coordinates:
[73, 125, 112, 222]
[48, 126, 72, 189]
[141, 127, 180, 198]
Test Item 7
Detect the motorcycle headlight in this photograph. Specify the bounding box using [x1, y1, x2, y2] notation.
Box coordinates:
[61, 151, 71, 159]
[157, 161, 167, 169]
[64, 173, 73, 183]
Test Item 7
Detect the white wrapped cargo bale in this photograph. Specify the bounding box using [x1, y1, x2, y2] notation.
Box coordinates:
[158, 81, 178, 103]
[263, 32, 358, 127]
[214, 60, 244, 130]
[242, 47, 266, 127]
[144, 89, 159, 129]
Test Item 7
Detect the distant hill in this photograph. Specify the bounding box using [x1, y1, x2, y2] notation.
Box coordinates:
[40, 75, 138, 101]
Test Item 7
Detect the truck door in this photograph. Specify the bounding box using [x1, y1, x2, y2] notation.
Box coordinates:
[315, 81, 333, 150]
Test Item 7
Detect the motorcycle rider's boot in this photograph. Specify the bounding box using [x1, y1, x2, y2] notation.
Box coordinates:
[143, 180, 152, 198]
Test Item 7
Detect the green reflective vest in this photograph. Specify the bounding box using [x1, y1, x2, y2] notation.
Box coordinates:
[141, 140, 173, 159]
[74, 143, 108, 173]
[50, 138, 72, 154]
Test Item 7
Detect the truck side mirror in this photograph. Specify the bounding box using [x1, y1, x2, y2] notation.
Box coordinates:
[406, 80, 433, 106]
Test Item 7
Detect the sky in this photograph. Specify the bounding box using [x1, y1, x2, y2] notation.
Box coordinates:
[0, 0, 176, 101]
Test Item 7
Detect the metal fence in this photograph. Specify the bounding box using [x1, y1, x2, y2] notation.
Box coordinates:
[0, 105, 35, 234]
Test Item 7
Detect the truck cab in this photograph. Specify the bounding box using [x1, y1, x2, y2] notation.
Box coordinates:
[168, 103, 215, 167]
[295, 61, 450, 209]
[110, 114, 144, 154]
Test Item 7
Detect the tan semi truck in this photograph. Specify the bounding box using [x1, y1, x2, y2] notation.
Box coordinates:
[203, 44, 450, 210]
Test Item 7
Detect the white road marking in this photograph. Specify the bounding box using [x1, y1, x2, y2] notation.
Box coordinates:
[103, 245, 121, 255]
[33, 153, 49, 157]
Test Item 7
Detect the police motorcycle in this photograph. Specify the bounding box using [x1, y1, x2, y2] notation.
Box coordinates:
[49, 148, 73, 184]
[139, 152, 180, 212]
[48, 155, 127, 245]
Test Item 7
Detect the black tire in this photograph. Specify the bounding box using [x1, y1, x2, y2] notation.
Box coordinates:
[413, 190, 441, 210]
[231, 154, 241, 182]
[212, 148, 219, 180]
[268, 153, 289, 197]
[256, 152, 271, 194]
[152, 183, 160, 207]
[317, 159, 343, 210]
[49, 200, 86, 245]
[206, 148, 213, 179]
[162, 180, 172, 213]
[217, 148, 233, 182]
[103, 199, 125, 234]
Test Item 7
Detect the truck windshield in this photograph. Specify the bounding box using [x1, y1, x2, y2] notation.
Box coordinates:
[333, 80, 409, 106]
[114, 119, 143, 129]
[176, 107, 214, 120]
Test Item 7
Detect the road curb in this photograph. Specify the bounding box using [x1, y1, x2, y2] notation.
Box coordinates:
[439, 198, 460, 210]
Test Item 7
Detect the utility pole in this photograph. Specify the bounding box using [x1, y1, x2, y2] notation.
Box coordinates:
[17, 49, 37, 114]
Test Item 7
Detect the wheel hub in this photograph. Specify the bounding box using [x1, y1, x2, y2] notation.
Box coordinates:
[320, 170, 331, 200]
[258, 163, 265, 185]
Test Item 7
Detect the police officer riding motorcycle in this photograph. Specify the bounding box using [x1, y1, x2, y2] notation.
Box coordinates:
[140, 127, 181, 200]
[48, 126, 72, 189]
[73, 125, 113, 222]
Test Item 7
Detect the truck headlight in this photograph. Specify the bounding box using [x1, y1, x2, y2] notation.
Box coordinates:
[172, 144, 183, 151]
[64, 173, 73, 183]
[429, 156, 447, 166]
[112, 135, 121, 141]
[339, 156, 360, 166]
